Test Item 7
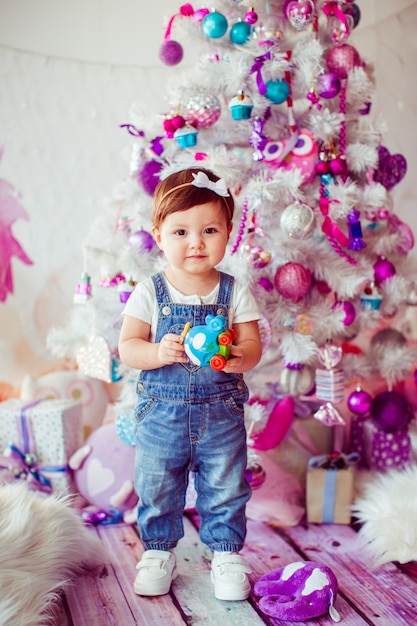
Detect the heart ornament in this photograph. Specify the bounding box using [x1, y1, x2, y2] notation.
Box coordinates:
[76, 334, 113, 382]
[373, 145, 407, 190]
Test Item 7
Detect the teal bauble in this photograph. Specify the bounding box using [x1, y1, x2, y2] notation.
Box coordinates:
[202, 11, 228, 38]
[230, 20, 251, 45]
[264, 79, 290, 104]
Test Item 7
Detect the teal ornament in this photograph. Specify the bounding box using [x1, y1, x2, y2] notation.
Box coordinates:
[202, 11, 228, 38]
[264, 79, 290, 104]
[230, 20, 251, 45]
[116, 408, 136, 446]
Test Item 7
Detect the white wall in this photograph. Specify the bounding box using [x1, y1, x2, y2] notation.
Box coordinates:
[0, 0, 416, 389]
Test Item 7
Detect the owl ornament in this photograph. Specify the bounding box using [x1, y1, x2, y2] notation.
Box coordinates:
[263, 129, 318, 185]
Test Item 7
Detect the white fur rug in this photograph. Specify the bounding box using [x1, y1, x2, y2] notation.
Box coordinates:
[352, 464, 417, 566]
[0, 483, 105, 626]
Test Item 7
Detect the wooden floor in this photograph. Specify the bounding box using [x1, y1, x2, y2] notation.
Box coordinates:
[53, 513, 417, 626]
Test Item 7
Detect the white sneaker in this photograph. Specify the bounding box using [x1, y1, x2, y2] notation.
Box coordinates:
[134, 550, 177, 596]
[211, 553, 252, 601]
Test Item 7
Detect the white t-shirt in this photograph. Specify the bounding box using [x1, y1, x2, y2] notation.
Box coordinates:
[123, 274, 260, 341]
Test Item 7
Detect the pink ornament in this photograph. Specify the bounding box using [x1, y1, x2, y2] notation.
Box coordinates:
[128, 229, 155, 254]
[347, 387, 372, 415]
[387, 214, 414, 255]
[326, 44, 361, 79]
[373, 256, 396, 286]
[286, 0, 315, 31]
[159, 40, 183, 66]
[274, 262, 312, 301]
[316, 72, 341, 98]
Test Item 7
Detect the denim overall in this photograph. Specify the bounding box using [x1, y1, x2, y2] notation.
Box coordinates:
[134, 271, 251, 553]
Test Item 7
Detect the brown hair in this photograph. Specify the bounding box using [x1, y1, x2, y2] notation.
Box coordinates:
[151, 167, 234, 229]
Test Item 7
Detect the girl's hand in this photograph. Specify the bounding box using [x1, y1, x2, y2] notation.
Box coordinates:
[222, 345, 245, 373]
[158, 333, 189, 365]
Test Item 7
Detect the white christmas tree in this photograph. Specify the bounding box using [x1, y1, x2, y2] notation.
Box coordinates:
[48, 0, 417, 453]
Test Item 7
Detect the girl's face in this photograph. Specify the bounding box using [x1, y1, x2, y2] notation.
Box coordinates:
[152, 202, 232, 276]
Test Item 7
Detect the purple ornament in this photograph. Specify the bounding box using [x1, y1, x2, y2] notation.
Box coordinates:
[137, 160, 162, 196]
[159, 40, 183, 66]
[347, 387, 372, 415]
[316, 72, 341, 99]
[370, 391, 413, 433]
[129, 229, 155, 254]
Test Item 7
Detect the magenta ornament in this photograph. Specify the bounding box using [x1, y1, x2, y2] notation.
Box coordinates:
[326, 44, 361, 79]
[245, 9, 258, 25]
[333, 300, 356, 326]
[329, 156, 348, 177]
[129, 229, 155, 254]
[316, 72, 341, 99]
[347, 387, 372, 415]
[159, 40, 183, 66]
[370, 390, 413, 433]
[373, 145, 407, 190]
[274, 262, 312, 301]
[373, 256, 396, 286]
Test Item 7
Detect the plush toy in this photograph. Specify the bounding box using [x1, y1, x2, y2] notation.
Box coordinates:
[254, 561, 341, 622]
[183, 314, 236, 370]
[69, 422, 138, 524]
[21, 370, 109, 438]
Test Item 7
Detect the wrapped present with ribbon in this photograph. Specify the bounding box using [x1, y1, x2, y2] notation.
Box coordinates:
[351, 414, 411, 472]
[0, 398, 82, 494]
[306, 451, 359, 524]
[315, 343, 345, 404]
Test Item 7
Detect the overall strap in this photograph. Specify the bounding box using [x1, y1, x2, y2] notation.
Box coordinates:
[151, 272, 171, 305]
[217, 272, 235, 308]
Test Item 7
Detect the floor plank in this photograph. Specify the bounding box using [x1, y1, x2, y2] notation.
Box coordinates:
[52, 515, 417, 626]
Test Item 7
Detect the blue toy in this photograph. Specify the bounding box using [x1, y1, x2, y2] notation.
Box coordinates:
[183, 314, 236, 370]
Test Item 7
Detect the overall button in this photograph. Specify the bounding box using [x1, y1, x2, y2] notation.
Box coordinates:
[237, 381, 243, 390]
[217, 307, 226, 316]
[137, 383, 145, 392]
[162, 305, 171, 316]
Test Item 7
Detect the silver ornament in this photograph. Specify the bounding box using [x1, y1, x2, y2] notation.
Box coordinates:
[280, 201, 316, 240]
[184, 93, 221, 129]
[370, 328, 407, 361]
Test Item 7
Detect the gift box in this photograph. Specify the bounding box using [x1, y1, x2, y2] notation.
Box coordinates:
[306, 453, 358, 524]
[0, 398, 82, 494]
[351, 414, 411, 471]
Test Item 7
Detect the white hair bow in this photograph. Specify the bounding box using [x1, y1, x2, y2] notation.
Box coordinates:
[191, 171, 230, 197]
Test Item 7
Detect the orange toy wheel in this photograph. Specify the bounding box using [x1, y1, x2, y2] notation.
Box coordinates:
[210, 354, 226, 370]
[218, 332, 232, 346]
